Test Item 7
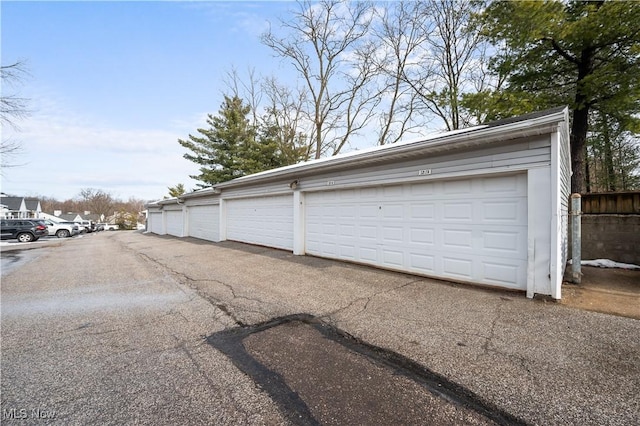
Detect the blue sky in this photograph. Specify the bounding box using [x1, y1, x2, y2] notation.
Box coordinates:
[1, 0, 295, 202]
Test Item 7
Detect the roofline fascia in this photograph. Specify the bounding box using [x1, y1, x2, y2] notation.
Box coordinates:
[146, 187, 220, 207]
[180, 187, 220, 199]
[145, 197, 180, 208]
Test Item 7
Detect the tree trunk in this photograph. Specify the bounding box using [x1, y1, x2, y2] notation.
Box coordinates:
[570, 44, 596, 194]
[585, 153, 591, 193]
[602, 116, 616, 191]
[571, 106, 589, 194]
[315, 121, 322, 160]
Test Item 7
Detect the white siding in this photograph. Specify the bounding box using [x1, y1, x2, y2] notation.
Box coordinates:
[551, 110, 572, 298]
[226, 194, 293, 250]
[306, 174, 528, 289]
[188, 205, 219, 242]
[528, 167, 552, 297]
[298, 137, 549, 193]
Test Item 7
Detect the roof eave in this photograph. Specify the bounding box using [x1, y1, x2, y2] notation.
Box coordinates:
[180, 187, 220, 200]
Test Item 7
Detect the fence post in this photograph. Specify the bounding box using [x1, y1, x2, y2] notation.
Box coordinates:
[571, 193, 582, 284]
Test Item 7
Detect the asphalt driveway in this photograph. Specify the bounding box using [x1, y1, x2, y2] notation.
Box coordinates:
[1, 231, 638, 425]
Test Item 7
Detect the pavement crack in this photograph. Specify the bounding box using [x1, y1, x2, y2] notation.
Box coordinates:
[482, 302, 501, 354]
[322, 278, 425, 320]
[136, 251, 248, 327]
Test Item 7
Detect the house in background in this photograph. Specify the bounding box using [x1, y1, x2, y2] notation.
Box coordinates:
[38, 212, 67, 222]
[0, 195, 42, 219]
[56, 213, 85, 223]
[83, 213, 104, 224]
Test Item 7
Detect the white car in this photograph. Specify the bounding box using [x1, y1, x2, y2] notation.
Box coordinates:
[77, 220, 93, 233]
[96, 223, 118, 231]
[42, 220, 79, 238]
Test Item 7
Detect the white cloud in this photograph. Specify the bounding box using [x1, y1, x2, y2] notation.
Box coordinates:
[1, 94, 202, 202]
[182, 1, 278, 38]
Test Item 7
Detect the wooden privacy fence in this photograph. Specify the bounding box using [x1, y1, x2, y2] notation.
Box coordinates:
[581, 191, 640, 214]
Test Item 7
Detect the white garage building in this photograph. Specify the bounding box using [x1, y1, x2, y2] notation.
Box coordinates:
[147, 107, 570, 299]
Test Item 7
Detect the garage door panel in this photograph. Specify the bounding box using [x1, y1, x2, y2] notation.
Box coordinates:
[410, 182, 434, 196]
[443, 202, 473, 221]
[410, 254, 435, 272]
[360, 247, 377, 262]
[360, 204, 378, 218]
[383, 249, 404, 267]
[482, 174, 522, 193]
[383, 185, 403, 197]
[321, 241, 337, 253]
[340, 224, 356, 237]
[383, 204, 403, 219]
[382, 225, 403, 242]
[410, 203, 435, 220]
[444, 179, 473, 194]
[410, 227, 435, 244]
[226, 195, 293, 250]
[360, 187, 378, 198]
[165, 210, 183, 236]
[339, 244, 356, 259]
[483, 230, 521, 253]
[149, 212, 163, 234]
[305, 174, 527, 290]
[342, 205, 357, 218]
[359, 225, 377, 240]
[340, 189, 356, 199]
[443, 229, 473, 249]
[483, 262, 521, 285]
[443, 257, 473, 278]
[482, 199, 526, 222]
[188, 205, 219, 242]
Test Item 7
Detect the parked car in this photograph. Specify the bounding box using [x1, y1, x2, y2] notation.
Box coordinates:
[0, 219, 49, 242]
[96, 223, 118, 231]
[76, 220, 94, 233]
[59, 221, 86, 234]
[42, 220, 79, 238]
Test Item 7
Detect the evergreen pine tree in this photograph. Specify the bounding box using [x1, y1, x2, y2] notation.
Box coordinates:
[179, 96, 288, 187]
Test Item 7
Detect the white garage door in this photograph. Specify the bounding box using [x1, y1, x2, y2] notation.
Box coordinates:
[305, 174, 528, 290]
[226, 194, 293, 250]
[188, 204, 219, 242]
[165, 210, 183, 237]
[149, 212, 163, 234]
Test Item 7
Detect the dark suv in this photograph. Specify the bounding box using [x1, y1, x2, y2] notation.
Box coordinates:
[0, 219, 49, 242]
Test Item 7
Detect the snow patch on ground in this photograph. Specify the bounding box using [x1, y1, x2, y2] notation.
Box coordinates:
[569, 258, 640, 270]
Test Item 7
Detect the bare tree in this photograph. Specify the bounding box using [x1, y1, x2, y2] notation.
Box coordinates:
[78, 188, 115, 218]
[331, 36, 382, 154]
[1, 61, 30, 172]
[403, 0, 488, 131]
[371, 1, 433, 144]
[262, 76, 313, 162]
[262, 0, 378, 158]
[222, 66, 263, 129]
[221, 66, 311, 165]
